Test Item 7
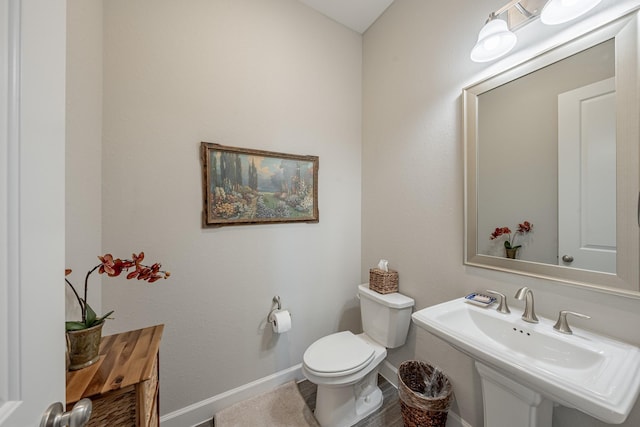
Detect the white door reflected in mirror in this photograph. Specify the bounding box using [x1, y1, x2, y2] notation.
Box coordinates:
[558, 77, 616, 273]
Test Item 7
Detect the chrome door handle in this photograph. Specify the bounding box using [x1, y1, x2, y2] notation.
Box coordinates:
[40, 398, 92, 427]
[561, 254, 574, 263]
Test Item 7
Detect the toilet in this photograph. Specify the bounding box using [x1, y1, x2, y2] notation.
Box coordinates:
[302, 284, 415, 427]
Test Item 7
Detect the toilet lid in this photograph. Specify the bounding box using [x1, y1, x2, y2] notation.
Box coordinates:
[303, 331, 375, 377]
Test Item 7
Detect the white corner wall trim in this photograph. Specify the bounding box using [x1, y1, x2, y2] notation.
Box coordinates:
[159, 364, 305, 427]
[448, 411, 474, 427]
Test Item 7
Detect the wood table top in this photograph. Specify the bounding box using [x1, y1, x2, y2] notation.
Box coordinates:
[66, 324, 164, 404]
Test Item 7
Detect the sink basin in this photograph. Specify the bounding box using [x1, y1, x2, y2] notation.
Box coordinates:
[412, 298, 640, 424]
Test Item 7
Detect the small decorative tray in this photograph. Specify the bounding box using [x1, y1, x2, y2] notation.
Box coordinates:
[464, 292, 496, 307]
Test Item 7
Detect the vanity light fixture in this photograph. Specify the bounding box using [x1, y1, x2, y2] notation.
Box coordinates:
[540, 0, 603, 25]
[470, 13, 518, 63]
[471, 0, 602, 62]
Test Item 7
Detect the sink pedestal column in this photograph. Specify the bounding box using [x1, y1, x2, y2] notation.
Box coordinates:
[476, 362, 553, 427]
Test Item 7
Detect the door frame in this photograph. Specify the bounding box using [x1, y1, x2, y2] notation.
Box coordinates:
[0, 0, 66, 424]
[0, 0, 20, 419]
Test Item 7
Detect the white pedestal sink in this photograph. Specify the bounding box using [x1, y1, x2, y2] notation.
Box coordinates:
[412, 298, 640, 425]
[476, 362, 553, 427]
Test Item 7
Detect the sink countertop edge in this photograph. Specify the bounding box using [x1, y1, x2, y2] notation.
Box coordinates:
[411, 299, 640, 424]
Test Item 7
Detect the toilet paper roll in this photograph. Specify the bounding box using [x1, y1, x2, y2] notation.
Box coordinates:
[271, 310, 292, 333]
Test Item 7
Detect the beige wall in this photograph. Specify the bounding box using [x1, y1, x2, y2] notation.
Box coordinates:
[100, 0, 362, 416]
[65, 0, 103, 320]
[363, 1, 640, 426]
[64, 0, 640, 425]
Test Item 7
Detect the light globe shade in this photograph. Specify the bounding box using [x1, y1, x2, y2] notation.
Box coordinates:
[470, 18, 517, 63]
[541, 0, 603, 25]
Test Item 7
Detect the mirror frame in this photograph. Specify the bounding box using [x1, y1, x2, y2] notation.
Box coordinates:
[464, 11, 640, 297]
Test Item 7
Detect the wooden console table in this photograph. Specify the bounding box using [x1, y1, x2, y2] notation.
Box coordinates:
[66, 324, 164, 427]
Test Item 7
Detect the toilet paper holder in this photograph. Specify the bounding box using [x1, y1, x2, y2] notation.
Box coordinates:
[268, 295, 290, 324]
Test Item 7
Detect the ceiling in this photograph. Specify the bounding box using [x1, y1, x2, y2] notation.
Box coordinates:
[297, 0, 394, 34]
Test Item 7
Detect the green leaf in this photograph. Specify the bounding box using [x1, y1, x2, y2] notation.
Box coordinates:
[85, 301, 97, 325]
[95, 310, 115, 324]
[504, 241, 512, 249]
[67, 302, 113, 330]
[66, 321, 88, 331]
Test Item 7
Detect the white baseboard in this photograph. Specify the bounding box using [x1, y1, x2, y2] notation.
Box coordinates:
[159, 364, 305, 427]
[446, 411, 474, 427]
[378, 359, 399, 387]
[160, 359, 474, 427]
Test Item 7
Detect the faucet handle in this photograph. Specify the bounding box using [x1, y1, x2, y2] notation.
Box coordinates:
[485, 290, 510, 314]
[553, 310, 591, 334]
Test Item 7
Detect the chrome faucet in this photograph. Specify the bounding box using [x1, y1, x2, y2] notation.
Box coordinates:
[514, 286, 538, 323]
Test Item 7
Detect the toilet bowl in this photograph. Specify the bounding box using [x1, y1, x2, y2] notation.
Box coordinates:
[302, 284, 414, 427]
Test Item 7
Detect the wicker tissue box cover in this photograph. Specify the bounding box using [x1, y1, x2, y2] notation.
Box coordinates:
[369, 268, 399, 294]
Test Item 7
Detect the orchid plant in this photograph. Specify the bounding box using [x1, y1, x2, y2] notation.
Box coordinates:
[490, 221, 533, 250]
[65, 252, 170, 331]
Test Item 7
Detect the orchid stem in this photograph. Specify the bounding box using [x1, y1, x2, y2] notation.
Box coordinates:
[82, 265, 100, 323]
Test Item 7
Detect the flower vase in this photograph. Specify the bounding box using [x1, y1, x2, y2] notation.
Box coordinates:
[66, 322, 104, 371]
[505, 247, 518, 259]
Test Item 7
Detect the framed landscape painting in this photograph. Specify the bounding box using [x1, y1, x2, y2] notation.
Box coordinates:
[200, 142, 319, 227]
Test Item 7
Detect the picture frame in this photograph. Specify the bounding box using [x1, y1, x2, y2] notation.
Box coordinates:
[200, 142, 319, 227]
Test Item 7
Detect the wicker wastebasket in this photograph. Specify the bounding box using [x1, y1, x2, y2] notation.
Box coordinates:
[398, 361, 453, 427]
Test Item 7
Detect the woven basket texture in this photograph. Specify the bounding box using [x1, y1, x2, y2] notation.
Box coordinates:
[87, 388, 136, 426]
[369, 268, 399, 294]
[398, 361, 453, 427]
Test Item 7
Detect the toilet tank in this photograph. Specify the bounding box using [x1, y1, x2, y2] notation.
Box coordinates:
[358, 284, 415, 348]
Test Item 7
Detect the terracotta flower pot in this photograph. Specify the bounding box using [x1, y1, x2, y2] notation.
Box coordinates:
[66, 322, 104, 371]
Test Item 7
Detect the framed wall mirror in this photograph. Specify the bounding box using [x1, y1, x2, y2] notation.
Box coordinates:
[464, 11, 640, 297]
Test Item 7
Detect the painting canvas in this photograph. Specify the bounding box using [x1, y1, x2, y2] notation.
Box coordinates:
[201, 142, 319, 227]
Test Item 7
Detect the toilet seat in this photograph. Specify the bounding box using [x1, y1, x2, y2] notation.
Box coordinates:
[303, 331, 375, 377]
